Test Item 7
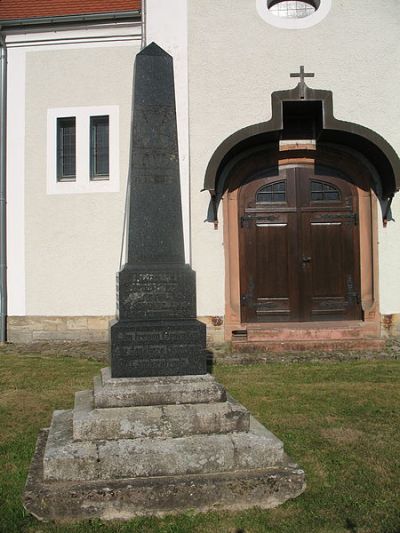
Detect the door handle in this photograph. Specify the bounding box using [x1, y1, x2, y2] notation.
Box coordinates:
[302, 256, 312, 263]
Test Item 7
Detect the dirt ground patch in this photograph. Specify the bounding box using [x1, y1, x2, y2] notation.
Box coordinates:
[320, 427, 364, 444]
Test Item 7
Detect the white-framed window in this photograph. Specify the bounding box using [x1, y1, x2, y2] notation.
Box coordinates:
[47, 106, 119, 194]
[256, 0, 331, 29]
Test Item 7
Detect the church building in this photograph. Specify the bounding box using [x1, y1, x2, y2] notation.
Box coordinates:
[1, 0, 400, 349]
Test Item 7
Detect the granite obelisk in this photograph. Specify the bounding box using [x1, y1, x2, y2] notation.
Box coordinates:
[23, 44, 305, 521]
[110, 42, 207, 378]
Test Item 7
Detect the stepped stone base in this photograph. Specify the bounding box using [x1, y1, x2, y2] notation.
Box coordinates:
[94, 368, 226, 408]
[25, 430, 305, 522]
[23, 369, 305, 521]
[73, 391, 249, 441]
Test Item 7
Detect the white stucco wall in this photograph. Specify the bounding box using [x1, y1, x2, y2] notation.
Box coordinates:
[7, 2, 400, 321]
[187, 0, 400, 316]
[13, 25, 141, 316]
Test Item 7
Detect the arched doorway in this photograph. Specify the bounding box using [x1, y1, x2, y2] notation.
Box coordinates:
[221, 144, 380, 343]
[239, 164, 361, 323]
[204, 80, 400, 344]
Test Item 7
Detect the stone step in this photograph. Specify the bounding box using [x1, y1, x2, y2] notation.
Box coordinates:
[232, 338, 385, 353]
[73, 389, 250, 441]
[245, 321, 380, 342]
[44, 410, 284, 482]
[94, 368, 226, 408]
[25, 429, 305, 521]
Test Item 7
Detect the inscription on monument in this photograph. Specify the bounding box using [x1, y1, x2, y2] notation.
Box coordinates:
[132, 148, 178, 185]
[118, 268, 197, 320]
[110, 43, 207, 378]
[138, 107, 176, 150]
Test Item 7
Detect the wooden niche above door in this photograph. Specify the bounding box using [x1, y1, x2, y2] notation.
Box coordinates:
[238, 165, 362, 323]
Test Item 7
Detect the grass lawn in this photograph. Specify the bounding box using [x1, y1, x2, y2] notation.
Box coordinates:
[1, 353, 400, 533]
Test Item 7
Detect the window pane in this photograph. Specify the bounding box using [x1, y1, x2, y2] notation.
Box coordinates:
[90, 115, 109, 179]
[269, 1, 316, 18]
[311, 180, 341, 202]
[256, 181, 286, 203]
[57, 117, 76, 181]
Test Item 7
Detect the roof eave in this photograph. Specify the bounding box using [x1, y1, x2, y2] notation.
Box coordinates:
[0, 10, 141, 29]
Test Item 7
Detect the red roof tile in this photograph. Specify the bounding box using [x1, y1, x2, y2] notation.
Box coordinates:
[0, 0, 141, 21]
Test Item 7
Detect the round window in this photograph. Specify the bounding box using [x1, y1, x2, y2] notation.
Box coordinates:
[268, 1, 319, 19]
[256, 0, 331, 29]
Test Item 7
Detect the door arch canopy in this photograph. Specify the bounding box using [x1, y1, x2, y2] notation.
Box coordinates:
[204, 82, 400, 221]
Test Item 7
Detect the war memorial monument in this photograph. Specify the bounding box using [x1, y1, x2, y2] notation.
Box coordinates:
[23, 43, 305, 521]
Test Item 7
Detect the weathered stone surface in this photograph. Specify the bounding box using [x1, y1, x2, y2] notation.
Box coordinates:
[73, 389, 249, 441]
[94, 368, 226, 408]
[22, 41, 306, 521]
[117, 266, 197, 321]
[111, 319, 206, 378]
[43, 411, 98, 482]
[110, 43, 207, 378]
[24, 429, 306, 522]
[44, 410, 284, 482]
[8, 316, 112, 343]
[126, 43, 184, 267]
[128, 43, 185, 264]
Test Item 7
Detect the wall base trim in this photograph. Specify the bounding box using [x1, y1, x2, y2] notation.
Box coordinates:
[8, 315, 225, 344]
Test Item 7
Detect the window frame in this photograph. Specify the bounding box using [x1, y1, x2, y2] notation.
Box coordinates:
[256, 0, 331, 29]
[90, 115, 110, 181]
[268, 1, 318, 19]
[310, 180, 342, 203]
[256, 180, 287, 204]
[56, 117, 77, 182]
[47, 106, 119, 195]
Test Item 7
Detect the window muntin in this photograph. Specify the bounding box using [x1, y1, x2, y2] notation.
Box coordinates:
[57, 117, 76, 181]
[48, 106, 119, 195]
[257, 0, 330, 29]
[311, 180, 341, 202]
[256, 181, 287, 203]
[90, 116, 110, 180]
[268, 1, 316, 18]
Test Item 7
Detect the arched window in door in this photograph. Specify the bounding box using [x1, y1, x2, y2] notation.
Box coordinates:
[310, 180, 341, 202]
[256, 181, 286, 203]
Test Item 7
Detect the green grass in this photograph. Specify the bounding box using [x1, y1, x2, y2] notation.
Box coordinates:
[1, 354, 400, 533]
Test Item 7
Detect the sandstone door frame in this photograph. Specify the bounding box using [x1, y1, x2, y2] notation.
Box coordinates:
[222, 144, 380, 340]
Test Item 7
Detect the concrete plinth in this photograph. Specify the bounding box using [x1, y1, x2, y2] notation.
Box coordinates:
[74, 390, 249, 441]
[25, 430, 305, 522]
[94, 368, 226, 408]
[23, 368, 306, 521]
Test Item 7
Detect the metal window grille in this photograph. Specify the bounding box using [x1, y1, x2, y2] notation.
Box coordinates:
[311, 180, 341, 202]
[90, 115, 110, 180]
[57, 117, 76, 181]
[256, 181, 287, 203]
[269, 1, 316, 18]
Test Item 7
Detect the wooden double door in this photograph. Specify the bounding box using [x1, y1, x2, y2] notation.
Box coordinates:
[239, 166, 362, 322]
